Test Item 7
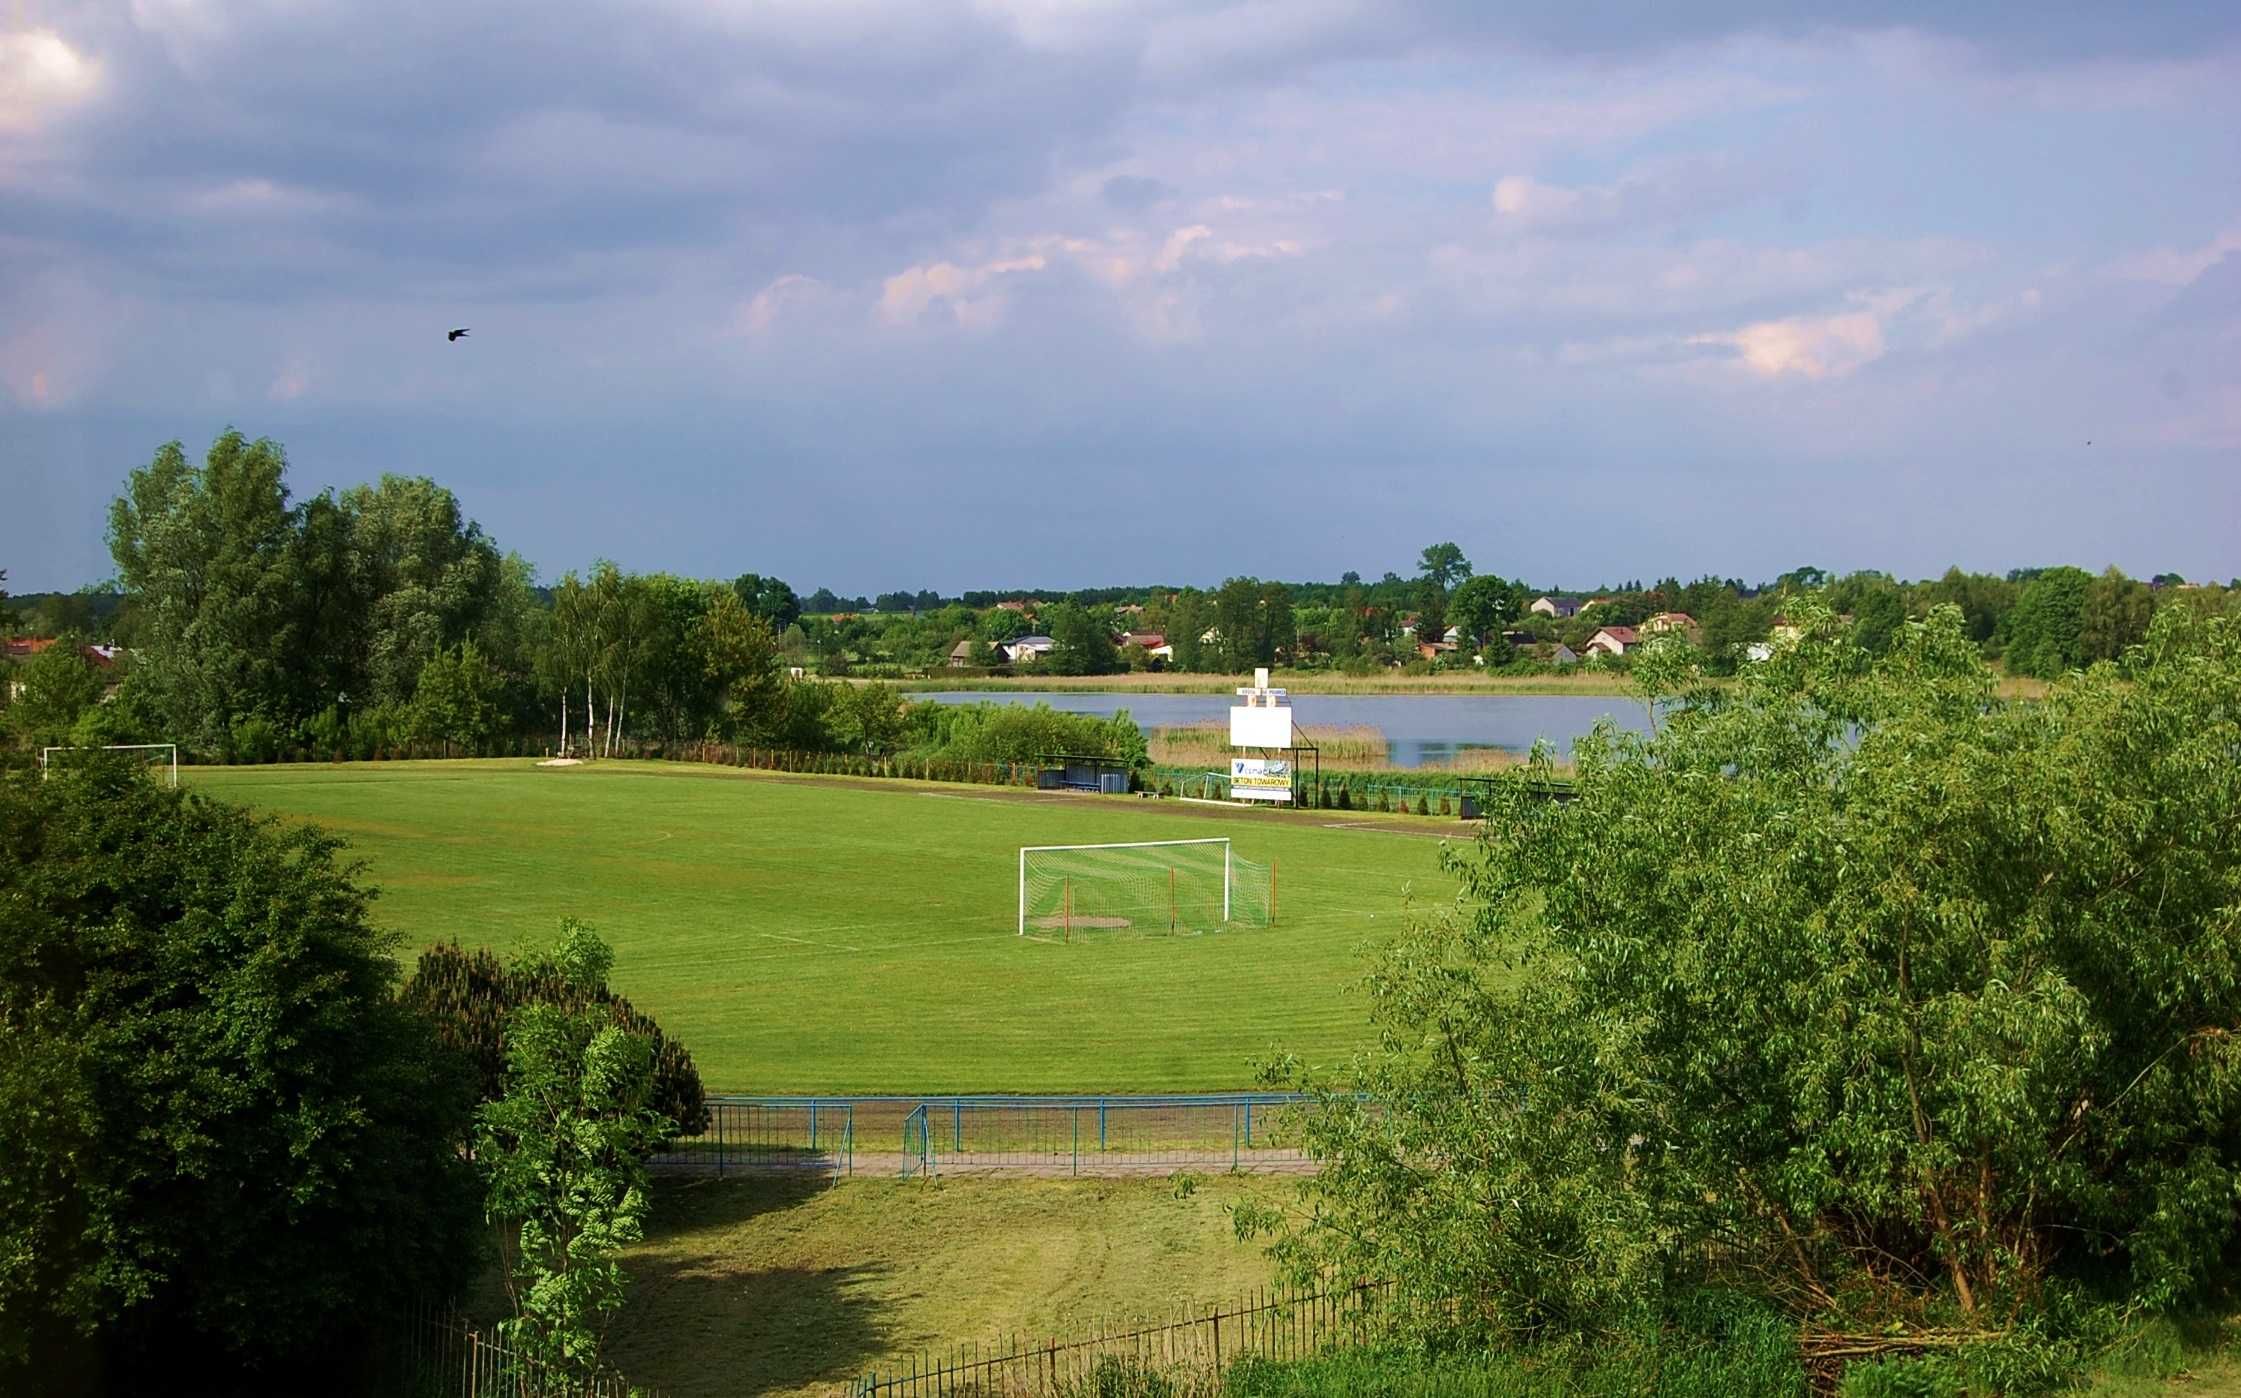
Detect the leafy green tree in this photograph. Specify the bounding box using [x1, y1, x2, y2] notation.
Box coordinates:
[1417, 541, 1471, 593]
[1045, 602, 1121, 676]
[2001, 565, 2095, 677]
[1411, 582, 1447, 653]
[1168, 589, 1210, 671]
[731, 573, 802, 630]
[1447, 574, 1522, 651]
[2081, 566, 2155, 663]
[699, 586, 784, 739]
[107, 432, 303, 751]
[340, 475, 502, 707]
[3, 637, 108, 743]
[1919, 567, 2017, 648]
[400, 932, 707, 1142]
[0, 761, 480, 1388]
[475, 924, 668, 1378]
[411, 640, 505, 755]
[977, 609, 1032, 644]
[1259, 603, 2241, 1358]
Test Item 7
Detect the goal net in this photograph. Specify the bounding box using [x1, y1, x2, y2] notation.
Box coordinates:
[1018, 838, 1273, 936]
[40, 743, 179, 787]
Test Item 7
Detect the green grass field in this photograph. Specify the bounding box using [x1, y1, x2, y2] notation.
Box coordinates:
[590, 1174, 1284, 1398]
[187, 760, 1458, 1094]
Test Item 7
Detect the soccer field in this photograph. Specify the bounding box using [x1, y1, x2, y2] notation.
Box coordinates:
[186, 760, 1460, 1094]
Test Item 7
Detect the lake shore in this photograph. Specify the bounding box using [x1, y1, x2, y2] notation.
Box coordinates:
[894, 669, 1646, 697]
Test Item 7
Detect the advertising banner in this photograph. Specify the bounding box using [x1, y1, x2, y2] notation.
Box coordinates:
[1230, 757, 1294, 803]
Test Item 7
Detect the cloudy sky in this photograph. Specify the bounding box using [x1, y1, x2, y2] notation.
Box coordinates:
[3, 1, 2237, 594]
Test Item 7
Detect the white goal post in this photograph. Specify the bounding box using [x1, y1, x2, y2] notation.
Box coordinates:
[1018, 838, 1274, 936]
[40, 743, 179, 787]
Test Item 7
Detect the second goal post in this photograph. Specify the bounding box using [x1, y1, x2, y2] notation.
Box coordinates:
[1017, 838, 1273, 936]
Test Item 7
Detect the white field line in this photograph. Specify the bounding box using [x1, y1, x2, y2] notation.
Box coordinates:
[756, 930, 862, 952]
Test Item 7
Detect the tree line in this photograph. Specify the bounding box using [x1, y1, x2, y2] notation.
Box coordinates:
[5, 434, 2237, 761]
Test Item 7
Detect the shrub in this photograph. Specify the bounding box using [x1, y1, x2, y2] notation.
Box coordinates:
[1260, 603, 2241, 1377]
[0, 760, 480, 1389]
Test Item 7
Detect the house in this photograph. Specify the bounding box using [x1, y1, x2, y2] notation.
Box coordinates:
[1768, 615, 1803, 643]
[1642, 611, 1697, 635]
[946, 640, 978, 668]
[1005, 635, 1055, 664]
[1114, 604, 1146, 618]
[1584, 626, 1638, 657]
[1121, 631, 1166, 652]
[995, 598, 1040, 614]
[1147, 642, 1174, 663]
[1416, 641, 1457, 661]
[1528, 596, 1579, 618]
[4, 639, 121, 702]
[1550, 644, 1580, 666]
[1442, 625, 1462, 644]
[1579, 597, 1611, 613]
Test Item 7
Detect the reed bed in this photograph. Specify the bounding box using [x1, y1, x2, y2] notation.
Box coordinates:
[1149, 722, 1391, 766]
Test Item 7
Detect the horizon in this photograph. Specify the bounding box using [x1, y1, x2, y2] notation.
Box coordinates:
[6, 2, 2240, 593]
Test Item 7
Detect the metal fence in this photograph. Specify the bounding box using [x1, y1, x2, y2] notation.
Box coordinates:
[844, 1280, 1392, 1396]
[388, 1303, 651, 1398]
[899, 1094, 1313, 1179]
[648, 1096, 855, 1176]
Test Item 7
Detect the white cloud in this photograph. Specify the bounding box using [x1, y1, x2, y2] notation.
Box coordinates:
[0, 28, 102, 133]
[1492, 175, 1582, 220]
[2118, 228, 2241, 286]
[735, 273, 829, 335]
[1690, 294, 1906, 380]
[877, 254, 1047, 327]
[1153, 225, 1211, 273]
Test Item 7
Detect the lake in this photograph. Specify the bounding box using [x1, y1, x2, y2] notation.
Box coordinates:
[909, 691, 1655, 767]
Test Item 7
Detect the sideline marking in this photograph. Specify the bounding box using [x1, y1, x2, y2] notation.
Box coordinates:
[757, 930, 863, 952]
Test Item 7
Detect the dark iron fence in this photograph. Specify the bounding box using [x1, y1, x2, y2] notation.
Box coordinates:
[844, 1281, 1393, 1396]
[648, 1096, 854, 1176]
[388, 1303, 650, 1398]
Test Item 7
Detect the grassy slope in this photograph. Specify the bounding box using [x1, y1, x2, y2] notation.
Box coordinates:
[188, 760, 1455, 1094]
[599, 1174, 1282, 1398]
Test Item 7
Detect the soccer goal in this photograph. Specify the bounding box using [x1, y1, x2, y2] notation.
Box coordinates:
[40, 743, 179, 787]
[1018, 838, 1274, 936]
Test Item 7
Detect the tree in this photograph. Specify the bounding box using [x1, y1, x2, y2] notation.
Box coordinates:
[978, 609, 1031, 644]
[400, 934, 707, 1144]
[0, 761, 480, 1388]
[2001, 565, 2094, 677]
[1411, 581, 1447, 653]
[699, 587, 784, 740]
[1417, 541, 1471, 594]
[2081, 566, 2155, 663]
[411, 640, 505, 755]
[107, 432, 303, 751]
[731, 573, 801, 631]
[1449, 574, 1523, 651]
[1259, 603, 2241, 1366]
[804, 587, 843, 614]
[475, 923, 668, 1378]
[2, 637, 108, 743]
[1044, 602, 1120, 676]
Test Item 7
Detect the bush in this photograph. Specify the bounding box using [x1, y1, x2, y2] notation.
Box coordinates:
[402, 931, 709, 1138]
[0, 760, 480, 1390]
[1261, 603, 2241, 1380]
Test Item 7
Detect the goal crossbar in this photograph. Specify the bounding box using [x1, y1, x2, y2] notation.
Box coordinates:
[40, 743, 179, 787]
[1019, 838, 1232, 934]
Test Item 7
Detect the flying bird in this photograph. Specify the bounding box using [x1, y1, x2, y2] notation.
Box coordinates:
[447, 328, 470, 342]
